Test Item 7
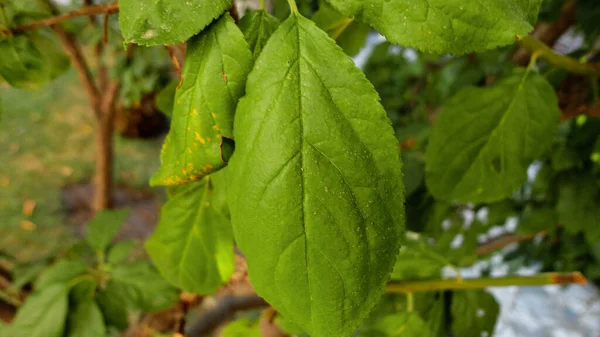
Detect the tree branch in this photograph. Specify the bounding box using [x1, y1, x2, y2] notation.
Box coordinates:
[8, 2, 119, 35]
[476, 231, 546, 257]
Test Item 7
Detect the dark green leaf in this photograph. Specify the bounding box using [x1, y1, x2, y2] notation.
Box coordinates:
[239, 10, 280, 59]
[402, 151, 424, 197]
[11, 284, 69, 337]
[426, 69, 560, 203]
[557, 174, 600, 243]
[358, 312, 435, 337]
[518, 205, 557, 233]
[119, 0, 232, 45]
[155, 80, 178, 118]
[106, 262, 179, 312]
[107, 240, 138, 265]
[576, 0, 600, 39]
[36, 259, 88, 290]
[151, 14, 253, 186]
[221, 319, 261, 337]
[229, 14, 404, 337]
[67, 299, 106, 337]
[86, 209, 130, 253]
[311, 3, 370, 56]
[451, 290, 499, 337]
[146, 170, 234, 294]
[325, 0, 542, 54]
[486, 200, 516, 225]
[95, 290, 129, 330]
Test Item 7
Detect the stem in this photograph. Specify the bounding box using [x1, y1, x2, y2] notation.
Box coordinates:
[260, 0, 266, 10]
[286, 0, 299, 14]
[517, 35, 600, 76]
[0, 5, 9, 31]
[386, 272, 586, 293]
[406, 293, 414, 312]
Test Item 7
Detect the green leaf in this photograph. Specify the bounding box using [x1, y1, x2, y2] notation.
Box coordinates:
[485, 200, 516, 225]
[119, 0, 232, 45]
[426, 69, 560, 203]
[239, 10, 280, 59]
[67, 299, 106, 337]
[325, 0, 542, 54]
[451, 290, 500, 337]
[151, 14, 253, 186]
[311, 3, 370, 56]
[0, 31, 70, 90]
[11, 284, 69, 337]
[155, 80, 178, 118]
[402, 151, 425, 197]
[146, 171, 234, 294]
[9, 260, 49, 290]
[95, 290, 129, 330]
[221, 319, 261, 337]
[106, 262, 179, 312]
[518, 205, 557, 233]
[391, 233, 451, 281]
[86, 209, 130, 253]
[357, 312, 435, 337]
[229, 14, 404, 337]
[557, 174, 600, 243]
[36, 259, 88, 290]
[107, 240, 138, 265]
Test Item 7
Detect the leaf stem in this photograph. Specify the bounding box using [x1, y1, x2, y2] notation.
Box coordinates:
[286, 0, 299, 15]
[260, 0, 266, 10]
[518, 35, 600, 76]
[387, 272, 586, 293]
[406, 292, 414, 312]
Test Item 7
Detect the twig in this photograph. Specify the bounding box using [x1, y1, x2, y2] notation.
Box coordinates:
[166, 46, 182, 79]
[8, 2, 119, 35]
[387, 272, 587, 293]
[476, 231, 545, 256]
[517, 35, 600, 75]
[186, 295, 268, 337]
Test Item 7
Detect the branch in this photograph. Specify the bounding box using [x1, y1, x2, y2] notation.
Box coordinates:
[476, 231, 545, 257]
[387, 272, 587, 293]
[517, 35, 600, 76]
[8, 2, 119, 35]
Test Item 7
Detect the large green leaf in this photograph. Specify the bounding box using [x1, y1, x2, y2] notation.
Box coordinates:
[146, 170, 234, 294]
[86, 209, 130, 253]
[357, 312, 435, 337]
[451, 290, 500, 337]
[0, 31, 69, 89]
[325, 0, 542, 54]
[426, 69, 560, 203]
[106, 262, 179, 312]
[229, 14, 404, 337]
[36, 259, 88, 290]
[239, 10, 280, 59]
[151, 14, 252, 186]
[67, 299, 106, 337]
[10, 284, 69, 337]
[119, 0, 232, 45]
[311, 3, 370, 56]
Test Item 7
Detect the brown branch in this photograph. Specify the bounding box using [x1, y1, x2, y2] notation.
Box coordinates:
[9, 2, 119, 35]
[187, 294, 268, 337]
[476, 231, 546, 256]
[166, 46, 182, 79]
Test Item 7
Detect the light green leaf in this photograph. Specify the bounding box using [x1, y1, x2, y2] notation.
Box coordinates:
[239, 10, 280, 59]
[36, 259, 88, 290]
[107, 240, 138, 265]
[557, 174, 600, 243]
[0, 31, 70, 90]
[106, 262, 179, 312]
[229, 14, 404, 337]
[11, 284, 69, 337]
[426, 69, 560, 203]
[119, 0, 232, 45]
[155, 80, 178, 118]
[357, 312, 435, 337]
[86, 209, 130, 252]
[151, 14, 253, 186]
[451, 290, 500, 337]
[146, 170, 234, 294]
[325, 0, 542, 54]
[67, 299, 106, 337]
[391, 233, 451, 281]
[311, 3, 370, 56]
[221, 319, 261, 337]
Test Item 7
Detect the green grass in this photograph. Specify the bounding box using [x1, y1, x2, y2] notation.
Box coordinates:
[0, 70, 165, 264]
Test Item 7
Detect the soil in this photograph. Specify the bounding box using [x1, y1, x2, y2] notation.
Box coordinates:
[61, 183, 161, 241]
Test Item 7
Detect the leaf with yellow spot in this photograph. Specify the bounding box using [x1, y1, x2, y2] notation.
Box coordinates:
[151, 13, 253, 187]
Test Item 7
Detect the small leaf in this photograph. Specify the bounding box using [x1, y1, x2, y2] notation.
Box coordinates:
[107, 240, 138, 265]
[426, 69, 560, 203]
[155, 80, 178, 118]
[36, 259, 88, 290]
[67, 299, 106, 337]
[106, 262, 179, 312]
[146, 170, 235, 294]
[357, 312, 435, 337]
[95, 290, 128, 330]
[518, 205, 557, 233]
[229, 14, 404, 337]
[119, 0, 232, 45]
[325, 0, 542, 54]
[86, 209, 130, 253]
[221, 319, 261, 337]
[11, 284, 69, 337]
[151, 14, 253, 186]
[239, 10, 280, 59]
[311, 3, 370, 56]
[451, 290, 500, 337]
[391, 233, 451, 281]
[557, 173, 600, 243]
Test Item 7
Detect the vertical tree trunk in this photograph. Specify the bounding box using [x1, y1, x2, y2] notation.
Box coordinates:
[93, 117, 114, 211]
